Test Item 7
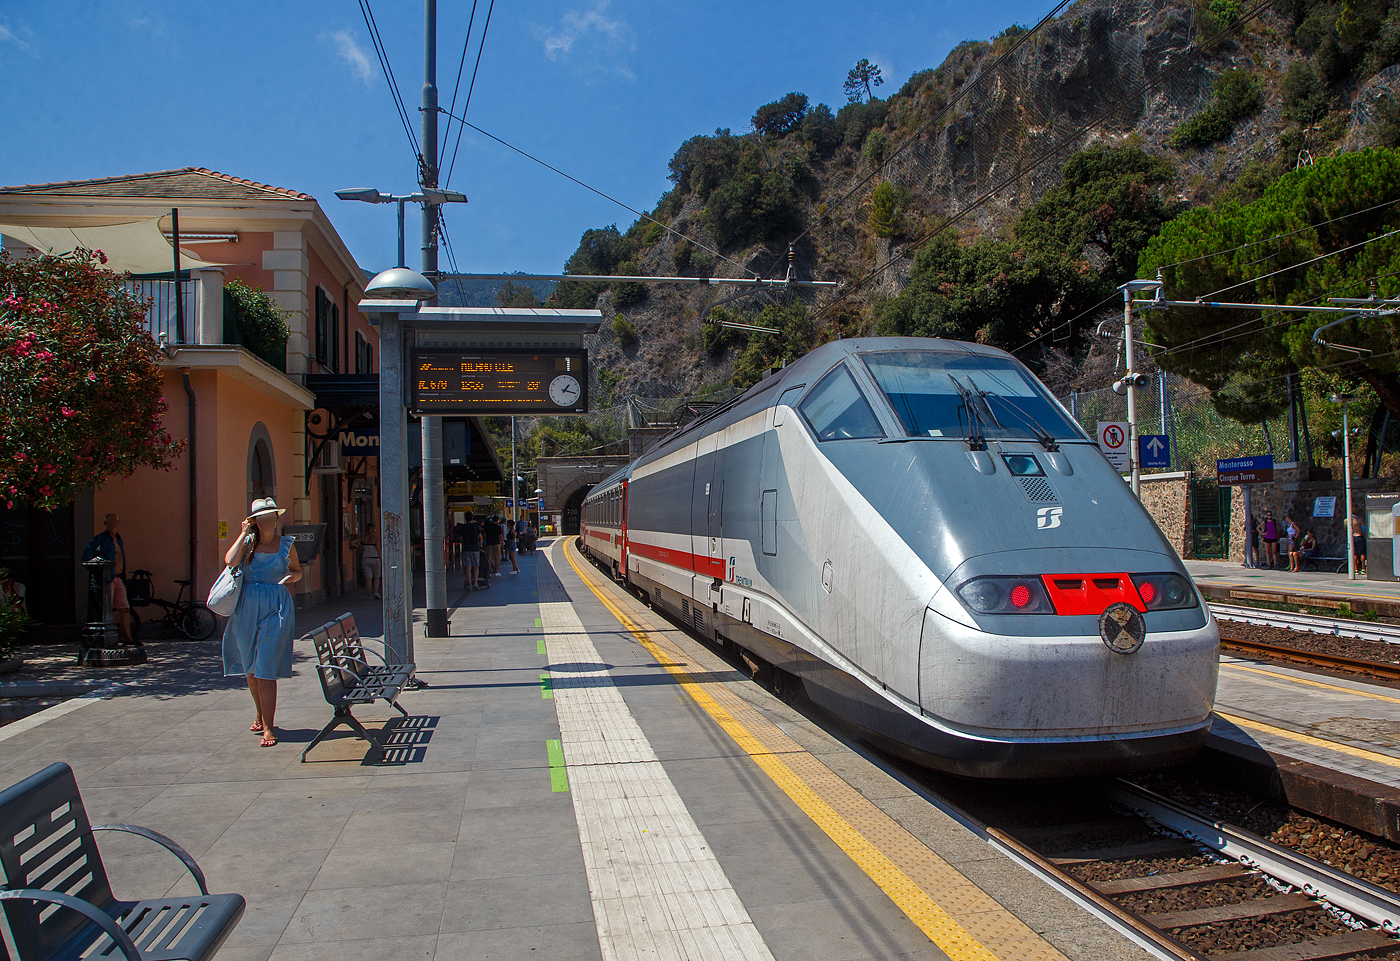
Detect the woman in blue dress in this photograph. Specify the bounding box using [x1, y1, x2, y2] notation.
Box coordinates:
[223, 497, 302, 746]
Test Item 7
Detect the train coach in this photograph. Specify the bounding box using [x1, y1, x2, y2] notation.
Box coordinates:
[581, 337, 1218, 778]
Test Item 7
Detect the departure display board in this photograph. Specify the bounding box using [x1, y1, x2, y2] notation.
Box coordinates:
[410, 348, 589, 414]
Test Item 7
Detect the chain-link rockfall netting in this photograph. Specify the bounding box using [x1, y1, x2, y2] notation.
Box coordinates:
[788, 0, 1213, 312]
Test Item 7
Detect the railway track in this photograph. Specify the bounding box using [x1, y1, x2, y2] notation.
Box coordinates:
[1217, 635, 1400, 681]
[1211, 603, 1400, 645]
[892, 773, 1400, 961]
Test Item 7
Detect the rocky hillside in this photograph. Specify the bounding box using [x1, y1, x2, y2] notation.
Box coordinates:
[557, 0, 1400, 408]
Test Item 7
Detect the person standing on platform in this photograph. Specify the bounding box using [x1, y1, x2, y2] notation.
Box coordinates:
[1258, 510, 1280, 570]
[1352, 510, 1368, 575]
[462, 512, 482, 591]
[223, 498, 301, 748]
[482, 514, 502, 577]
[81, 513, 135, 645]
[504, 517, 520, 575]
[353, 525, 382, 599]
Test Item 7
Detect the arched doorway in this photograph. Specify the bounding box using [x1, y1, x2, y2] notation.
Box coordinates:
[563, 485, 592, 535]
[246, 422, 276, 509]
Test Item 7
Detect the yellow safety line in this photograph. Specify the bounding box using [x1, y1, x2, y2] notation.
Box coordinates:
[1215, 711, 1400, 770]
[562, 542, 1009, 961]
[1224, 662, 1400, 705]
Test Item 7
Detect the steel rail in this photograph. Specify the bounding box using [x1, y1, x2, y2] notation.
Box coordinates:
[1104, 780, 1400, 933]
[1211, 603, 1400, 645]
[1218, 635, 1400, 681]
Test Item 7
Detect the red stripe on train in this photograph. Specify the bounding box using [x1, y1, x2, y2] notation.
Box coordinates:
[627, 539, 725, 578]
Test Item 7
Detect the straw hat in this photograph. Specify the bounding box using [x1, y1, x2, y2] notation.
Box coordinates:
[249, 497, 286, 519]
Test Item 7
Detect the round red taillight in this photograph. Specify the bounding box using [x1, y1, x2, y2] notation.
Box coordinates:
[1010, 584, 1032, 608]
[1139, 582, 1156, 604]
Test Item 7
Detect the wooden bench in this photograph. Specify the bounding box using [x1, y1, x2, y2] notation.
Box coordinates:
[302, 615, 415, 762]
[0, 762, 244, 961]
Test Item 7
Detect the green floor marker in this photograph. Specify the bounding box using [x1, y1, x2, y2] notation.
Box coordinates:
[537, 638, 547, 655]
[534, 617, 542, 627]
[546, 739, 569, 792]
[540, 673, 553, 699]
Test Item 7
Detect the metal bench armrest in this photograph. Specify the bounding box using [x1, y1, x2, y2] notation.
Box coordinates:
[91, 823, 209, 895]
[0, 889, 143, 961]
[357, 646, 392, 667]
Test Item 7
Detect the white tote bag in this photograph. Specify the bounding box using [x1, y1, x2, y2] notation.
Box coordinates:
[206, 564, 243, 617]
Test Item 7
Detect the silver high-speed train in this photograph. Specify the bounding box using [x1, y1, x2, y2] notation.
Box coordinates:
[580, 337, 1218, 778]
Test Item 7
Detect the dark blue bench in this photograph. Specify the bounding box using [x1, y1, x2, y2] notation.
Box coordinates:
[0, 762, 244, 960]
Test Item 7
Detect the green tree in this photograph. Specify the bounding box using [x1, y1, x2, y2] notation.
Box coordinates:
[752, 92, 809, 137]
[552, 225, 634, 309]
[1015, 145, 1178, 285]
[496, 280, 540, 308]
[1280, 60, 1331, 123]
[730, 302, 816, 388]
[869, 181, 899, 237]
[844, 58, 885, 103]
[703, 148, 801, 247]
[1138, 147, 1400, 422]
[0, 249, 185, 511]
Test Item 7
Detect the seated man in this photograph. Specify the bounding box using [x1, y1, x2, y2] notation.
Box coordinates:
[80, 512, 135, 644]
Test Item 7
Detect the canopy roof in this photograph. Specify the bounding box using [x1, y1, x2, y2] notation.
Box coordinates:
[0, 217, 230, 274]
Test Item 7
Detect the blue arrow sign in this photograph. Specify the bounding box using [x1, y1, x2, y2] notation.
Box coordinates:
[1139, 434, 1170, 469]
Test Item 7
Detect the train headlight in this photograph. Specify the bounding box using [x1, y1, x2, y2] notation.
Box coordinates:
[1130, 573, 1197, 611]
[956, 576, 1056, 614]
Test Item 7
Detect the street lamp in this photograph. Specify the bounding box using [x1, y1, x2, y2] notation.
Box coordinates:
[1330, 393, 1359, 580]
[335, 187, 469, 298]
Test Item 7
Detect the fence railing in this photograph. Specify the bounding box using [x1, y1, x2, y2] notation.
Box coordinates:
[126, 279, 195, 345]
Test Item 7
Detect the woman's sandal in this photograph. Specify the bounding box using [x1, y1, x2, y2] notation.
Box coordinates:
[250, 721, 263, 733]
[260, 730, 278, 747]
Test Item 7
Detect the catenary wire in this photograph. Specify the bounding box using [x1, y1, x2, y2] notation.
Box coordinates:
[450, 117, 759, 279]
[1016, 222, 1400, 357]
[357, 0, 421, 161]
[811, 0, 1280, 324]
[440, 0, 480, 163]
[1198, 225, 1400, 299]
[445, 0, 496, 188]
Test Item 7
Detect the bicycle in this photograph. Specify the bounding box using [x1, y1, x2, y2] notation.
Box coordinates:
[125, 570, 218, 641]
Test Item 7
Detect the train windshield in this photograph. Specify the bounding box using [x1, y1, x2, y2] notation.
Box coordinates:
[861, 350, 1082, 442]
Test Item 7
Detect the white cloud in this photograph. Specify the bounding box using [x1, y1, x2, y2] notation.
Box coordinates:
[534, 1, 635, 79]
[323, 29, 374, 86]
[0, 20, 32, 52]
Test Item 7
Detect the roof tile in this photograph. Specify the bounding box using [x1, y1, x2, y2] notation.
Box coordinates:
[0, 167, 314, 202]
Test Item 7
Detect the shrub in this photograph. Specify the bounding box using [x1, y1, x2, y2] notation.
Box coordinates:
[225, 279, 290, 370]
[864, 129, 889, 166]
[799, 103, 841, 155]
[612, 316, 638, 348]
[1171, 69, 1261, 148]
[703, 152, 801, 248]
[1281, 61, 1330, 123]
[640, 220, 665, 246]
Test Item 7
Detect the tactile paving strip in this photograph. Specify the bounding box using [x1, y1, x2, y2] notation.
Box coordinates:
[562, 540, 1071, 961]
[538, 573, 777, 961]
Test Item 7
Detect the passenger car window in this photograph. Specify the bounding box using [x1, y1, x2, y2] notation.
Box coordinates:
[799, 366, 884, 441]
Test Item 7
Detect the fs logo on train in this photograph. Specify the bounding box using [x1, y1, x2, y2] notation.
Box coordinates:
[1036, 506, 1063, 529]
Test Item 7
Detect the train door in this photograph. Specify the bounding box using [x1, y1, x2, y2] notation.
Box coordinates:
[689, 432, 719, 577]
[619, 481, 629, 578]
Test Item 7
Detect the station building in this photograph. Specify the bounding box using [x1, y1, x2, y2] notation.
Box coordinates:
[0, 168, 433, 624]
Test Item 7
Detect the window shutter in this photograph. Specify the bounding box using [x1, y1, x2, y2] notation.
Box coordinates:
[314, 288, 328, 366]
[330, 302, 340, 373]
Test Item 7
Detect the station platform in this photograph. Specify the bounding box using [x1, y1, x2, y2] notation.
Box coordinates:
[1186, 558, 1400, 616]
[1208, 652, 1400, 839]
[0, 539, 1154, 961]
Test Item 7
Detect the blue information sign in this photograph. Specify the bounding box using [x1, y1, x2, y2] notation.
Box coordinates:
[1139, 434, 1170, 469]
[1216, 455, 1274, 485]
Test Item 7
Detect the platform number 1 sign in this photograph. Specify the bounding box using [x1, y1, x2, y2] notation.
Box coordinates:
[1097, 421, 1130, 471]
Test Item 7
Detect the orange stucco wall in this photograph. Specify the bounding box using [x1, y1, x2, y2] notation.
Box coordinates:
[91, 369, 298, 605]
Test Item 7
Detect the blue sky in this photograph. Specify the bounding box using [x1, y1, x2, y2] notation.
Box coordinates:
[0, 1, 1048, 275]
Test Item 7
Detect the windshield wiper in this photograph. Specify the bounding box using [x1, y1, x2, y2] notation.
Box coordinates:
[976, 385, 1060, 452]
[947, 375, 987, 450]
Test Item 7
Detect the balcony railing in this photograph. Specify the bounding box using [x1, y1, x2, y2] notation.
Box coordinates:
[126, 279, 195, 344]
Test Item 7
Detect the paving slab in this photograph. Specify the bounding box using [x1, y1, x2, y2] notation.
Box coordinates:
[0, 539, 1155, 960]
